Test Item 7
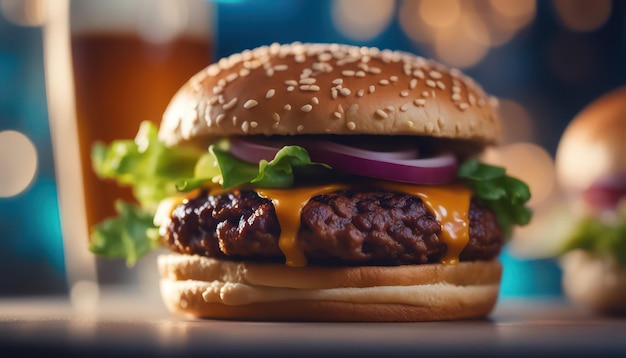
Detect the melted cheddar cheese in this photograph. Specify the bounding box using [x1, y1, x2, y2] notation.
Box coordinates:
[259, 181, 471, 267]
[158, 182, 472, 267]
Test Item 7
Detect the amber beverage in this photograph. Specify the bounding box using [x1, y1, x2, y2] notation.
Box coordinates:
[71, 33, 212, 232]
[44, 0, 215, 298]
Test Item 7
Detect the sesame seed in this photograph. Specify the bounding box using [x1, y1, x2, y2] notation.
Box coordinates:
[301, 69, 313, 79]
[357, 89, 365, 97]
[239, 68, 250, 77]
[414, 99, 426, 106]
[287, 86, 295, 92]
[331, 88, 338, 99]
[375, 109, 388, 119]
[413, 70, 425, 79]
[231, 116, 237, 126]
[311, 96, 319, 105]
[426, 122, 435, 133]
[337, 104, 344, 113]
[208, 96, 219, 105]
[284, 104, 292, 111]
[212, 86, 223, 95]
[300, 85, 320, 91]
[333, 111, 342, 119]
[340, 88, 351, 96]
[409, 79, 418, 89]
[241, 121, 250, 133]
[400, 90, 409, 97]
[318, 53, 332, 62]
[369, 67, 382, 74]
[274, 64, 288, 71]
[422, 91, 430, 97]
[347, 121, 356, 130]
[250, 121, 258, 128]
[436, 81, 446, 90]
[459, 103, 470, 110]
[216, 113, 225, 123]
[342, 70, 356, 76]
[295, 54, 306, 63]
[297, 124, 305, 132]
[285, 80, 298, 86]
[226, 73, 238, 82]
[218, 79, 227, 87]
[452, 86, 461, 93]
[243, 99, 258, 109]
[369, 85, 375, 93]
[400, 103, 410, 112]
[300, 78, 316, 84]
[390, 76, 398, 82]
[429, 70, 442, 79]
[356, 71, 366, 77]
[218, 95, 225, 104]
[272, 113, 280, 122]
[385, 105, 394, 112]
[426, 80, 436, 88]
[379, 79, 390, 85]
[223, 97, 238, 110]
[266, 89, 276, 99]
[206, 65, 220, 77]
[452, 93, 462, 101]
[332, 78, 343, 85]
[301, 104, 313, 112]
[469, 94, 476, 106]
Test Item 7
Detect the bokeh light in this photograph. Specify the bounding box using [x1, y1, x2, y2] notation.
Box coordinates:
[433, 12, 490, 69]
[398, 0, 434, 44]
[419, 0, 460, 29]
[332, 0, 395, 41]
[0, 0, 45, 27]
[552, 0, 612, 33]
[0, 130, 38, 197]
[398, 0, 536, 68]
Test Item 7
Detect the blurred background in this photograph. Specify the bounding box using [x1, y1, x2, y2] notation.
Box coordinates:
[0, 0, 624, 300]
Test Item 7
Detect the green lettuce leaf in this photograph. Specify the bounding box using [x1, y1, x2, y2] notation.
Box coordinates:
[92, 121, 202, 212]
[89, 200, 160, 267]
[90, 122, 327, 265]
[561, 207, 626, 266]
[458, 159, 532, 239]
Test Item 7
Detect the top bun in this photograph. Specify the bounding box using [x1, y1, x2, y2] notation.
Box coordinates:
[556, 86, 626, 192]
[159, 42, 501, 147]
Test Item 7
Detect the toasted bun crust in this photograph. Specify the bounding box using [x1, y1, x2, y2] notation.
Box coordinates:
[159, 43, 501, 147]
[561, 250, 626, 315]
[158, 254, 502, 321]
[556, 86, 626, 192]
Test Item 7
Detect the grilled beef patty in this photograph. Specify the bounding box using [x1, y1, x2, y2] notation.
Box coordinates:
[163, 189, 503, 265]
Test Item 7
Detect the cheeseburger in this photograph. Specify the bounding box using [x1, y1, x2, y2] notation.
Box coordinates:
[556, 87, 626, 315]
[90, 43, 531, 321]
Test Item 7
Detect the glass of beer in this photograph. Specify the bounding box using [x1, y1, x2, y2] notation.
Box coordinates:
[43, 0, 214, 307]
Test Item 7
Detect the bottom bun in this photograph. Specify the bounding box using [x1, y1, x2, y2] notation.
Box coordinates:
[158, 254, 502, 322]
[561, 250, 626, 315]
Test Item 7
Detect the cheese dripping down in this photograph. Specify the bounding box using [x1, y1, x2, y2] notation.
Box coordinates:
[257, 182, 471, 267]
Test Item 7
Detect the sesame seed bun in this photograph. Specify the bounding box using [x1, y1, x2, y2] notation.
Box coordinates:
[158, 254, 502, 321]
[556, 86, 626, 193]
[158, 42, 501, 147]
[561, 250, 626, 315]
